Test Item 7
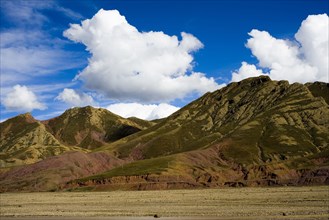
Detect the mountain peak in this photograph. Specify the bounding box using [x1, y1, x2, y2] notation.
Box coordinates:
[239, 75, 272, 84]
[43, 106, 152, 149]
[0, 111, 75, 168]
[108, 77, 329, 162]
[65, 105, 99, 114]
[62, 105, 121, 119]
[20, 112, 32, 117]
[4, 112, 37, 124]
[227, 75, 272, 88]
[1, 78, 329, 191]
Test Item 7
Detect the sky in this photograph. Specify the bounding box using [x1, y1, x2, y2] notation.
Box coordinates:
[0, 0, 328, 121]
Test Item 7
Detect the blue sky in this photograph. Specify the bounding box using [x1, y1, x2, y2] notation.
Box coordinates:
[1, 0, 328, 121]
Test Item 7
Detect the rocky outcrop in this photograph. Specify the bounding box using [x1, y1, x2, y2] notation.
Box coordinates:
[67, 174, 199, 191]
[65, 166, 329, 191]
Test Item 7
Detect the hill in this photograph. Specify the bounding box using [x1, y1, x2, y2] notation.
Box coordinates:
[43, 106, 153, 149]
[99, 76, 328, 161]
[0, 106, 151, 168]
[0, 113, 83, 168]
[1, 76, 328, 191]
[73, 76, 329, 190]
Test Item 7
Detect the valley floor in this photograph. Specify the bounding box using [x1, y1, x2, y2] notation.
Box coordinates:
[1, 186, 328, 220]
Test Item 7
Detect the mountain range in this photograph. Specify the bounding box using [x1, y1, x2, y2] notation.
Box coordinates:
[1, 76, 328, 192]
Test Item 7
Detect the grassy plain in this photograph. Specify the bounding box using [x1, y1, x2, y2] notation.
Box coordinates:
[1, 186, 328, 219]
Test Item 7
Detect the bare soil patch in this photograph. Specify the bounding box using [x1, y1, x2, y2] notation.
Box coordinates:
[1, 186, 328, 219]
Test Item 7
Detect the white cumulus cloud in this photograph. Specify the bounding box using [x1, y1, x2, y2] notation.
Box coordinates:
[232, 14, 328, 83]
[295, 14, 329, 82]
[56, 88, 95, 107]
[2, 85, 46, 112]
[106, 103, 179, 120]
[64, 9, 220, 102]
[231, 62, 266, 82]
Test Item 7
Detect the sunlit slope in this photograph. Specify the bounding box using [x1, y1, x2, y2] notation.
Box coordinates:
[0, 113, 82, 167]
[43, 106, 153, 150]
[1, 76, 328, 191]
[0, 106, 154, 168]
[102, 76, 329, 164]
[71, 76, 328, 189]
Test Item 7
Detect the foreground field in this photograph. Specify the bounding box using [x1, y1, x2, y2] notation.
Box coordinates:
[1, 186, 329, 219]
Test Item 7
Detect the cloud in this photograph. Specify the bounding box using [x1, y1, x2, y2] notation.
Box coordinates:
[0, 28, 86, 88]
[2, 85, 46, 112]
[0, 1, 85, 88]
[1, 0, 49, 27]
[106, 103, 179, 120]
[231, 62, 266, 82]
[56, 89, 95, 107]
[1, 39, 79, 77]
[295, 14, 328, 82]
[232, 14, 328, 83]
[64, 9, 220, 103]
[1, 0, 83, 27]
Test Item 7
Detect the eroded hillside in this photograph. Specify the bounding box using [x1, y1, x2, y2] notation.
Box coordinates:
[0, 113, 83, 167]
[1, 76, 328, 191]
[71, 76, 329, 190]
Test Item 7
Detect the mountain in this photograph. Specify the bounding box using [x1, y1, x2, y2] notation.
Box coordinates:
[43, 106, 153, 149]
[0, 76, 328, 191]
[101, 76, 329, 161]
[71, 76, 329, 189]
[0, 106, 151, 168]
[0, 113, 83, 168]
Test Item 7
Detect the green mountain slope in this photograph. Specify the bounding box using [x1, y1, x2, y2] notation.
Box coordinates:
[0, 113, 83, 168]
[1, 76, 328, 191]
[0, 106, 154, 168]
[76, 76, 328, 189]
[101, 76, 329, 163]
[43, 106, 152, 150]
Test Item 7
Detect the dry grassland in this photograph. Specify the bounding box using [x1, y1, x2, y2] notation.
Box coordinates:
[1, 186, 329, 219]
